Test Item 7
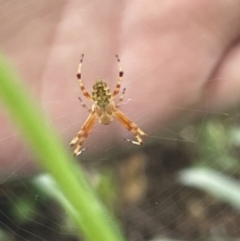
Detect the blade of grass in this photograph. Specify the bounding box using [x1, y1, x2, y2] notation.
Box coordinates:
[0, 54, 126, 241]
[179, 167, 240, 210]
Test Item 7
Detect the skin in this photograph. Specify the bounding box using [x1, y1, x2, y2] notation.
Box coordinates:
[1, 0, 240, 180]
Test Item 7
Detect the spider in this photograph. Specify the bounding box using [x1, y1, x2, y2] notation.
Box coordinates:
[70, 54, 146, 156]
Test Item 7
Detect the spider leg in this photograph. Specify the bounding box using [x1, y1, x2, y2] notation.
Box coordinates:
[112, 55, 124, 98]
[114, 109, 146, 145]
[78, 97, 91, 113]
[116, 88, 126, 107]
[77, 54, 93, 100]
[70, 113, 97, 156]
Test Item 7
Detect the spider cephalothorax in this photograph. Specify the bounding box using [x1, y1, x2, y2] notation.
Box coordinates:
[70, 54, 146, 156]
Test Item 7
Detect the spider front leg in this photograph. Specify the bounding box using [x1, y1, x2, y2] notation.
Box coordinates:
[70, 113, 97, 156]
[112, 55, 124, 98]
[114, 109, 146, 145]
[116, 88, 126, 107]
[77, 54, 93, 100]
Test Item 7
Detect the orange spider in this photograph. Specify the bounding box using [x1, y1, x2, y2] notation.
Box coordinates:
[70, 54, 146, 156]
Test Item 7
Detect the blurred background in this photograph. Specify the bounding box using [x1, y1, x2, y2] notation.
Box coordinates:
[1, 1, 240, 241]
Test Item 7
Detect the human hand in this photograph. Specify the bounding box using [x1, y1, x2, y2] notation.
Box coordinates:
[1, 0, 240, 179]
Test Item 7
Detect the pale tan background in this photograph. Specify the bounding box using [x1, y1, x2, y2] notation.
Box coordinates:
[1, 0, 240, 179]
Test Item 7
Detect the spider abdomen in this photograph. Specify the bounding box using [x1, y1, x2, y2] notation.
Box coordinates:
[92, 79, 112, 108]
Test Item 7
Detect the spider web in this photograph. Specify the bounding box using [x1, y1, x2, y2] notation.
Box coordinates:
[1, 1, 240, 241]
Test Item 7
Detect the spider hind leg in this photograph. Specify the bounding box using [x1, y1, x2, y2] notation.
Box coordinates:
[114, 109, 146, 145]
[70, 113, 97, 156]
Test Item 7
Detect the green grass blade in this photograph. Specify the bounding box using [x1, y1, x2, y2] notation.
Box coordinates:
[0, 54, 126, 241]
[179, 167, 240, 210]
